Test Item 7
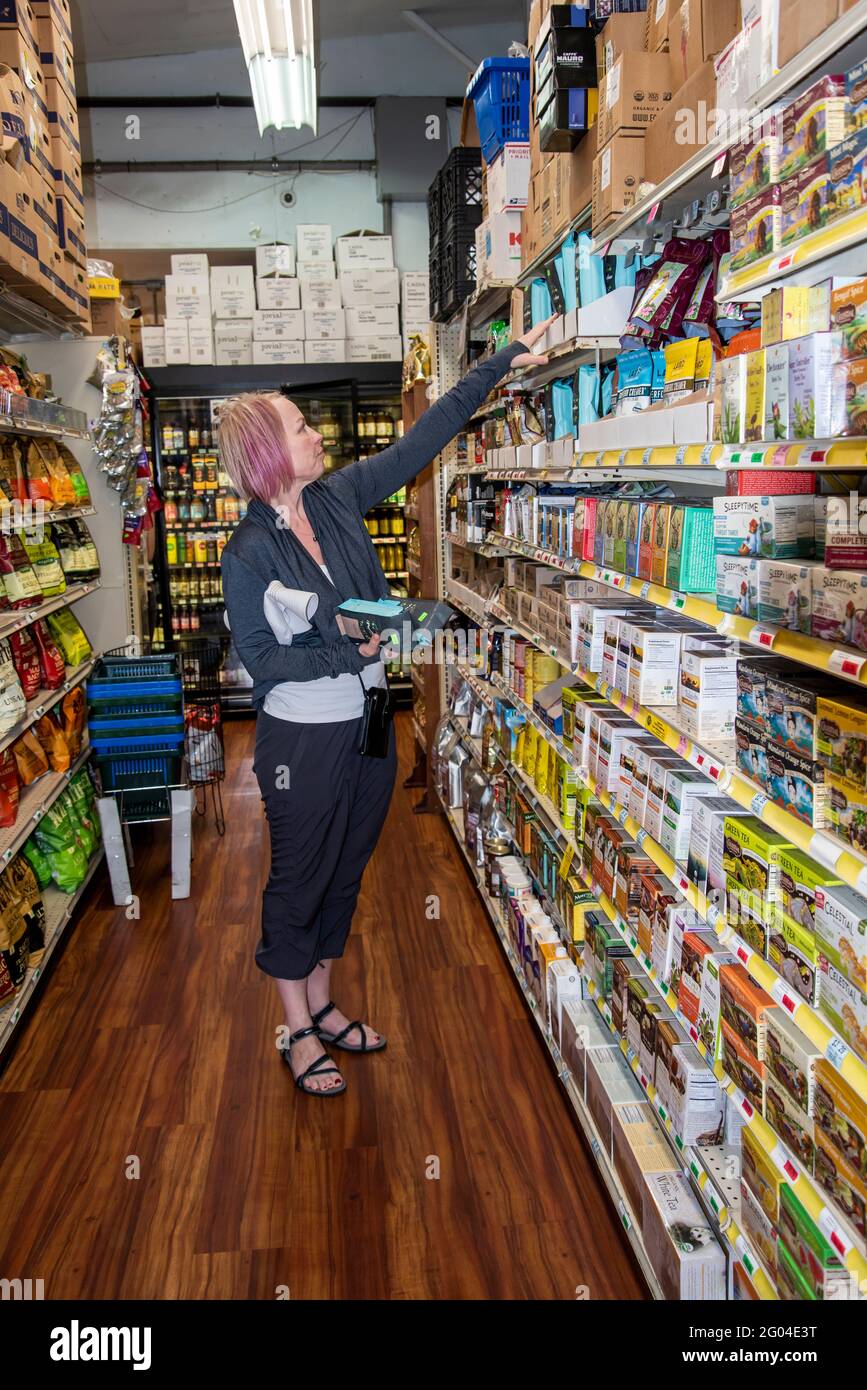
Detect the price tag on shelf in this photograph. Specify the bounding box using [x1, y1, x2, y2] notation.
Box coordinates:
[647, 200, 661, 223]
[674, 445, 687, 468]
[769, 976, 798, 1014]
[769, 250, 795, 275]
[825, 1034, 851, 1071]
[641, 448, 653, 468]
[769, 1142, 799, 1183]
[827, 649, 867, 680]
[770, 445, 790, 467]
[750, 792, 768, 816]
[706, 902, 722, 928]
[798, 446, 829, 468]
[817, 1207, 853, 1258]
[636, 829, 648, 846]
[677, 873, 690, 894]
[748, 624, 777, 649]
[676, 734, 690, 757]
[716, 612, 735, 635]
[639, 581, 651, 600]
[670, 592, 686, 611]
[808, 832, 842, 873]
[618, 806, 629, 827]
[700, 444, 715, 468]
[712, 150, 728, 177]
[617, 451, 628, 468]
[727, 449, 745, 466]
[735, 942, 750, 966]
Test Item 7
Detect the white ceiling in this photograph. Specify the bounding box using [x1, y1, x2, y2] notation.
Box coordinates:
[73, 0, 526, 64]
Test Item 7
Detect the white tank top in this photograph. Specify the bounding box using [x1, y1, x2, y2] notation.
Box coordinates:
[262, 564, 387, 724]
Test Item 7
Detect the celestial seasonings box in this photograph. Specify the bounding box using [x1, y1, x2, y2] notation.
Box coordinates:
[765, 1008, 819, 1118]
[765, 1075, 816, 1173]
[813, 1123, 867, 1245]
[719, 962, 774, 1061]
[776, 847, 841, 933]
[817, 955, 867, 1062]
[779, 1184, 850, 1298]
[722, 815, 795, 945]
[729, 184, 781, 271]
[768, 904, 819, 1004]
[721, 1019, 767, 1112]
[814, 880, 867, 990]
[816, 695, 867, 786]
[739, 1177, 778, 1281]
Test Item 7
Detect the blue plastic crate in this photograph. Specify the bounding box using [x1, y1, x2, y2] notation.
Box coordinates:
[92, 654, 181, 683]
[88, 715, 185, 740]
[466, 58, 530, 164]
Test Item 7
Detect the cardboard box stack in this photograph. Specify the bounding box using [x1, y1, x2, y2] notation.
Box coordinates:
[140, 229, 409, 367]
[0, 0, 88, 327]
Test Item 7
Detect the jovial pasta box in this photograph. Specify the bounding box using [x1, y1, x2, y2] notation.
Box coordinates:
[641, 1171, 726, 1301]
[252, 340, 304, 365]
[163, 318, 190, 364]
[210, 265, 255, 318]
[305, 339, 347, 363]
[299, 276, 342, 310]
[296, 224, 333, 262]
[257, 276, 302, 310]
[713, 495, 814, 559]
[252, 308, 303, 341]
[165, 272, 211, 319]
[810, 567, 867, 648]
[304, 308, 347, 341]
[716, 554, 758, 618]
[187, 318, 214, 365]
[814, 881, 867, 990]
[255, 242, 296, 277]
[140, 325, 166, 368]
[756, 559, 813, 633]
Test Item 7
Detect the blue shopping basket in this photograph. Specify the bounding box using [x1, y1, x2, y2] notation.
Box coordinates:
[466, 57, 531, 164]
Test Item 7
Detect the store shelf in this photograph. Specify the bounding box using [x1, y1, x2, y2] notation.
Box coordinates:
[466, 279, 513, 329]
[0, 657, 96, 760]
[502, 335, 621, 391]
[517, 206, 591, 288]
[0, 846, 105, 1059]
[0, 580, 100, 643]
[437, 791, 665, 1299]
[481, 439, 867, 477]
[718, 203, 867, 302]
[590, 0, 867, 256]
[370, 534, 406, 544]
[0, 742, 92, 869]
[0, 392, 90, 440]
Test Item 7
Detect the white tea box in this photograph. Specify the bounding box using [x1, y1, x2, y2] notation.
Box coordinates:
[659, 769, 717, 864]
[252, 340, 305, 365]
[643, 1171, 727, 1299]
[627, 624, 681, 705]
[163, 318, 189, 364]
[339, 268, 401, 307]
[764, 342, 789, 440]
[296, 224, 333, 262]
[678, 643, 739, 741]
[346, 337, 403, 362]
[305, 339, 347, 363]
[787, 331, 843, 440]
[256, 277, 301, 310]
[210, 265, 255, 318]
[252, 308, 304, 341]
[255, 243, 296, 277]
[304, 308, 347, 341]
[644, 757, 686, 843]
[757, 559, 813, 633]
[170, 252, 209, 277]
[300, 277, 342, 310]
[659, 1027, 725, 1142]
[720, 352, 748, 444]
[335, 234, 394, 271]
[715, 554, 758, 618]
[140, 325, 166, 367]
[187, 317, 214, 364]
[686, 798, 744, 896]
[345, 304, 400, 336]
[165, 273, 210, 319]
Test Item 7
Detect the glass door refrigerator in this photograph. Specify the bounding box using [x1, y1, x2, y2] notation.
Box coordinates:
[146, 370, 407, 711]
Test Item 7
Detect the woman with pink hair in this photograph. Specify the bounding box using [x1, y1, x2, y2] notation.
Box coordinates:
[219, 319, 551, 1096]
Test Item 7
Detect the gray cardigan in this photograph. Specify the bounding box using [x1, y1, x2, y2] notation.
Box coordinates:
[221, 340, 526, 709]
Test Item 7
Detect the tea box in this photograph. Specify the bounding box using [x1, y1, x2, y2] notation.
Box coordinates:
[644, 755, 686, 841]
[756, 558, 813, 633]
[760, 285, 813, 346]
[826, 770, 867, 852]
[721, 1019, 767, 1111]
[651, 903, 700, 996]
[764, 737, 827, 831]
[766, 670, 834, 757]
[846, 58, 867, 133]
[735, 716, 770, 791]
[779, 75, 847, 182]
[712, 495, 814, 559]
[716, 554, 758, 618]
[736, 655, 790, 725]
[743, 348, 767, 441]
[810, 566, 867, 648]
[813, 1060, 867, 1183]
[779, 1184, 850, 1298]
[830, 276, 867, 358]
[830, 354, 867, 436]
[730, 113, 782, 209]
[742, 1125, 784, 1228]
[816, 695, 867, 788]
[650, 503, 672, 586]
[664, 504, 715, 592]
[765, 1007, 820, 1118]
[729, 184, 781, 271]
[626, 624, 681, 705]
[739, 1177, 778, 1281]
[722, 815, 795, 936]
[776, 847, 841, 934]
[642, 1171, 727, 1299]
[768, 905, 819, 1004]
[696, 951, 737, 1061]
[813, 1124, 867, 1245]
[678, 929, 723, 1027]
[719, 352, 748, 444]
[719, 962, 774, 1061]
[587, 1050, 646, 1162]
[776, 1240, 817, 1301]
[763, 342, 790, 440]
[765, 1075, 816, 1173]
[814, 881, 867, 990]
[637, 871, 672, 958]
[611, 956, 646, 1036]
[659, 768, 717, 864]
[780, 161, 829, 246]
[687, 797, 748, 896]
[611, 1101, 680, 1233]
[654, 1020, 724, 1145]
[825, 128, 867, 228]
[817, 954, 867, 1063]
[677, 642, 739, 742]
[788, 331, 843, 439]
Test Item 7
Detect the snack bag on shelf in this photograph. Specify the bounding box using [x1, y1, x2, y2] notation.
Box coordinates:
[29, 440, 76, 509]
[46, 610, 92, 666]
[19, 530, 66, 597]
[34, 712, 71, 773]
[6, 854, 45, 959]
[64, 783, 98, 857]
[0, 440, 26, 506]
[9, 628, 41, 701]
[0, 638, 25, 734]
[12, 728, 49, 785]
[32, 797, 88, 893]
[0, 534, 43, 608]
[57, 445, 91, 507]
[68, 520, 99, 580]
[0, 747, 19, 829]
[30, 620, 66, 690]
[0, 872, 28, 995]
[21, 836, 52, 890]
[61, 686, 86, 759]
[23, 439, 53, 506]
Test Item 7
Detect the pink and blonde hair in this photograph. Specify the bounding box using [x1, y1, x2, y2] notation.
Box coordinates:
[216, 391, 294, 501]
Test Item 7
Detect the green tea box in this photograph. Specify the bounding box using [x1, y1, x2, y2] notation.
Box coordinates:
[665, 504, 715, 593]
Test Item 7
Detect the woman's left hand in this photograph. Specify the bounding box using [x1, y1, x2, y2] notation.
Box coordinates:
[510, 314, 557, 369]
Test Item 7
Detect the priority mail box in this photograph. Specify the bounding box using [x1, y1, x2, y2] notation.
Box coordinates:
[345, 304, 400, 337]
[171, 252, 209, 276]
[255, 242, 295, 277]
[187, 317, 214, 364]
[163, 318, 190, 364]
[296, 223, 332, 262]
[305, 338, 346, 363]
[297, 258, 335, 279]
[165, 272, 211, 319]
[252, 308, 304, 341]
[487, 143, 530, 212]
[140, 325, 166, 367]
[304, 307, 346, 340]
[253, 340, 305, 364]
[300, 275, 342, 310]
[210, 264, 255, 318]
[339, 268, 400, 307]
[256, 276, 300, 310]
[346, 337, 403, 361]
[335, 234, 394, 272]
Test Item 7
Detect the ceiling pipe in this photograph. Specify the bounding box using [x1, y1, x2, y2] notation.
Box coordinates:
[85, 158, 376, 173]
[77, 94, 464, 109]
[401, 10, 478, 71]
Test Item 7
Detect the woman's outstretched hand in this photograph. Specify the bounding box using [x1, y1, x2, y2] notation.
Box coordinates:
[510, 314, 558, 369]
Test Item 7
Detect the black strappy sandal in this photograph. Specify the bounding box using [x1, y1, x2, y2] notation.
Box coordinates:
[310, 1000, 387, 1053]
[282, 1024, 347, 1096]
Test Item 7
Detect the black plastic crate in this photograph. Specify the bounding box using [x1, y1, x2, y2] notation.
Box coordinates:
[440, 146, 483, 222]
[428, 245, 442, 321]
[443, 204, 483, 244]
[427, 171, 443, 244]
[437, 233, 477, 320]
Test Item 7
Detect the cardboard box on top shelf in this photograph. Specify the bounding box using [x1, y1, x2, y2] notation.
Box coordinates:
[45, 75, 78, 154]
[667, 0, 739, 91]
[50, 133, 83, 216]
[89, 295, 126, 337]
[56, 191, 84, 266]
[33, 0, 73, 48]
[777, 0, 842, 71]
[597, 51, 675, 149]
[335, 234, 394, 272]
[255, 242, 295, 277]
[35, 12, 73, 102]
[592, 131, 645, 230]
[595, 13, 647, 77]
[22, 94, 53, 197]
[0, 28, 44, 112]
[643, 59, 717, 187]
[646, 0, 671, 53]
[28, 168, 55, 240]
[540, 135, 594, 244]
[0, 2, 38, 47]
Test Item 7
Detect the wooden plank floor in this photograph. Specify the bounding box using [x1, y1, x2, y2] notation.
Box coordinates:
[0, 714, 647, 1301]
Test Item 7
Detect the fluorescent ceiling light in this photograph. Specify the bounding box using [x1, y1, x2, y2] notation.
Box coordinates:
[233, 0, 317, 136]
